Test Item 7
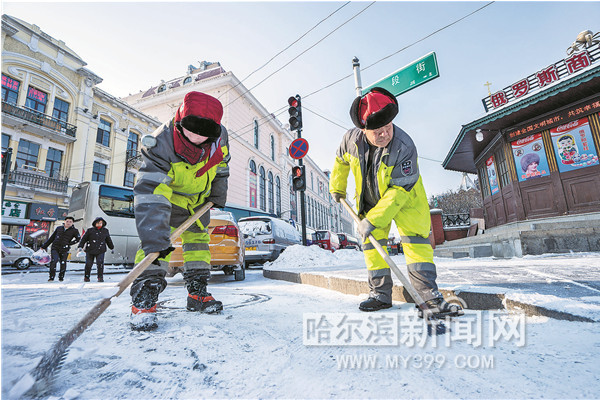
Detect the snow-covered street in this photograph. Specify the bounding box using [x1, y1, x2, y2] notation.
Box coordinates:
[2, 261, 599, 399]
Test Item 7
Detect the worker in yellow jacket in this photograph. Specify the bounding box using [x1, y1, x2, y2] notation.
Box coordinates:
[329, 87, 462, 317]
[130, 91, 230, 331]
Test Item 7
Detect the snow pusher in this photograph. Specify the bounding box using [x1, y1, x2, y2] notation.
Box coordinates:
[8, 202, 214, 399]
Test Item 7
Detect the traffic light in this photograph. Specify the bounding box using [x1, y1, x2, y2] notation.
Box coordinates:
[1, 150, 8, 175]
[292, 165, 306, 191]
[288, 95, 303, 131]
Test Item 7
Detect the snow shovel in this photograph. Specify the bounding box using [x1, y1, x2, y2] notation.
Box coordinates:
[339, 198, 443, 328]
[9, 201, 214, 399]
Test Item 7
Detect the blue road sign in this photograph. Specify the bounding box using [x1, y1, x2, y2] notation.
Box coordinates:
[289, 138, 309, 160]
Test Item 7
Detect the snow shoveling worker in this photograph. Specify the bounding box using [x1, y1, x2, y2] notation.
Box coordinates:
[130, 91, 230, 331]
[329, 87, 462, 318]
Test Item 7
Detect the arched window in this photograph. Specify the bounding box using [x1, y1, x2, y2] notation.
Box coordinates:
[270, 135, 275, 161]
[289, 174, 297, 222]
[183, 77, 192, 85]
[259, 166, 266, 211]
[249, 160, 257, 208]
[254, 120, 259, 149]
[268, 171, 274, 214]
[275, 176, 281, 216]
[157, 84, 166, 93]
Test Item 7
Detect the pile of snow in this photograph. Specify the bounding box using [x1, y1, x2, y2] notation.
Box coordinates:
[265, 245, 363, 270]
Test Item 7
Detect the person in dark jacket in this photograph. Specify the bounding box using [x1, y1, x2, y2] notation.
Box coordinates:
[42, 216, 80, 282]
[78, 217, 114, 282]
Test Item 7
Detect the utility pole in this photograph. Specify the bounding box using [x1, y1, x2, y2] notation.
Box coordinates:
[1, 148, 13, 204]
[353, 57, 363, 97]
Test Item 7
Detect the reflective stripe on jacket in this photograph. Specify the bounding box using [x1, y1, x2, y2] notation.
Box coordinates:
[134, 121, 230, 254]
[329, 125, 430, 237]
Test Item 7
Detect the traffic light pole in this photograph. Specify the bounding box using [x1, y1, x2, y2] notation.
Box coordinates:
[297, 130, 307, 246]
[1, 148, 13, 205]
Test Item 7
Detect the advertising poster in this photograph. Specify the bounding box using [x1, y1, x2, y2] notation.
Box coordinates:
[249, 171, 257, 208]
[511, 133, 551, 182]
[486, 156, 500, 195]
[551, 117, 599, 173]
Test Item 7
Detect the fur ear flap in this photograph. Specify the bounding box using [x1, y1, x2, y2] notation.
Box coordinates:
[350, 95, 365, 129]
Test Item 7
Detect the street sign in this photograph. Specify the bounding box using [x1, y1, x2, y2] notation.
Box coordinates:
[289, 138, 309, 160]
[363, 52, 439, 97]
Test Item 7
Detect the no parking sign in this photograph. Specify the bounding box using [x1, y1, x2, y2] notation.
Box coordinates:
[289, 138, 309, 160]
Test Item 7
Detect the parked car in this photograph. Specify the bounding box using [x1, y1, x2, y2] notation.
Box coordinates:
[168, 210, 245, 281]
[338, 233, 360, 250]
[239, 216, 301, 266]
[313, 230, 341, 252]
[1, 235, 36, 269]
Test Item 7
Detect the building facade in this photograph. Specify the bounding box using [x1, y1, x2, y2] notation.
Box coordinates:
[121, 62, 354, 234]
[1, 15, 160, 246]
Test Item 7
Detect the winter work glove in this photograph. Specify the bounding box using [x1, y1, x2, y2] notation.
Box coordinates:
[331, 192, 346, 203]
[357, 218, 376, 242]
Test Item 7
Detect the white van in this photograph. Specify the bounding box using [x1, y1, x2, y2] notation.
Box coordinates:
[239, 216, 301, 265]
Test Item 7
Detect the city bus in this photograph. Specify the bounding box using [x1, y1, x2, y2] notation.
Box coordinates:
[68, 182, 138, 265]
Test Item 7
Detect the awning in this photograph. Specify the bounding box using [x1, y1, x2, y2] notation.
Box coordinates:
[1, 217, 31, 226]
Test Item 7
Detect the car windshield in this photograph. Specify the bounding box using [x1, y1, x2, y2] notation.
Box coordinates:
[239, 219, 271, 237]
[315, 231, 329, 240]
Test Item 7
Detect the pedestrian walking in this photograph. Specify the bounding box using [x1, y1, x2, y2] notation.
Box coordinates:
[78, 217, 114, 282]
[42, 216, 80, 282]
[329, 87, 462, 318]
[129, 91, 230, 331]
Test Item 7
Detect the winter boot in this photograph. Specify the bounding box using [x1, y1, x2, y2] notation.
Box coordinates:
[359, 297, 392, 312]
[186, 277, 223, 313]
[417, 297, 464, 320]
[130, 281, 162, 331]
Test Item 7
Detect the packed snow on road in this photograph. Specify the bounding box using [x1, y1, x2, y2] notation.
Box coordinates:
[1, 245, 599, 399]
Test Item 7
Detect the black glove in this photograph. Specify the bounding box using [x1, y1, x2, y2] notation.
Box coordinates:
[331, 192, 346, 203]
[357, 218, 376, 242]
[158, 246, 175, 259]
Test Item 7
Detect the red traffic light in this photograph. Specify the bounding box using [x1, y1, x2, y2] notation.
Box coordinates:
[288, 96, 298, 107]
[293, 167, 302, 177]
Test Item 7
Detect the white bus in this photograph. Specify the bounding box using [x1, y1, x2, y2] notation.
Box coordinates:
[68, 181, 139, 265]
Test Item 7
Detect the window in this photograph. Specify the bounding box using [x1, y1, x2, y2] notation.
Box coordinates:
[158, 84, 166, 93]
[276, 176, 281, 216]
[1, 74, 20, 104]
[478, 166, 490, 198]
[92, 162, 107, 182]
[268, 171, 274, 214]
[124, 171, 135, 188]
[99, 185, 134, 218]
[52, 98, 70, 122]
[270, 135, 275, 161]
[495, 147, 511, 188]
[253, 120, 259, 149]
[249, 160, 256, 174]
[249, 160, 257, 208]
[127, 131, 139, 158]
[15, 139, 40, 168]
[96, 119, 111, 147]
[45, 148, 63, 178]
[2, 134, 10, 152]
[183, 77, 192, 85]
[259, 166, 266, 211]
[311, 172, 314, 190]
[25, 86, 47, 113]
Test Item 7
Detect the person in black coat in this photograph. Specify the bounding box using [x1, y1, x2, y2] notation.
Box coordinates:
[78, 216, 114, 282]
[42, 216, 81, 282]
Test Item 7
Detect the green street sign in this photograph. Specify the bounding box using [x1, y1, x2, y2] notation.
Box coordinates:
[363, 52, 439, 97]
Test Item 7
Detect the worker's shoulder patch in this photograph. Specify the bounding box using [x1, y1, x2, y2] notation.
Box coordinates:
[401, 160, 413, 176]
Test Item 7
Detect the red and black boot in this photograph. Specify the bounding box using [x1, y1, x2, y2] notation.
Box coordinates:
[186, 277, 223, 313]
[130, 281, 162, 331]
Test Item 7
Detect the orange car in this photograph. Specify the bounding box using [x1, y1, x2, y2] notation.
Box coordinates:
[168, 210, 245, 281]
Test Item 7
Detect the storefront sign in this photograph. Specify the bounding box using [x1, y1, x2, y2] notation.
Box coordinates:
[550, 117, 599, 173]
[27, 203, 69, 221]
[482, 43, 599, 112]
[511, 134, 551, 182]
[506, 97, 600, 141]
[486, 156, 500, 195]
[2, 200, 28, 219]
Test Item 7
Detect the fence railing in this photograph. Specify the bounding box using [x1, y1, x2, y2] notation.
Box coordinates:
[442, 213, 471, 228]
[7, 169, 69, 193]
[2, 101, 77, 137]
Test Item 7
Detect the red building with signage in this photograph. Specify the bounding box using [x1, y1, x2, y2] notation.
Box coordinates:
[443, 37, 600, 255]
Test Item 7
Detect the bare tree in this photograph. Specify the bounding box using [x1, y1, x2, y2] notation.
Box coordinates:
[429, 188, 482, 214]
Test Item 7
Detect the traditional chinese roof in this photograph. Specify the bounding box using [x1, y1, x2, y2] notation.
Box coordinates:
[443, 64, 600, 174]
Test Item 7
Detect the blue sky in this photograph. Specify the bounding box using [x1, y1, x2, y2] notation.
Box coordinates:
[3, 1, 599, 197]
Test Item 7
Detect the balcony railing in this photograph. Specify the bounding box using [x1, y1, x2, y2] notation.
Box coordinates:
[2, 101, 77, 137]
[442, 213, 471, 228]
[7, 169, 69, 193]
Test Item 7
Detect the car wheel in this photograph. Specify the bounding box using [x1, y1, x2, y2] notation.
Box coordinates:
[14, 258, 32, 270]
[234, 265, 245, 281]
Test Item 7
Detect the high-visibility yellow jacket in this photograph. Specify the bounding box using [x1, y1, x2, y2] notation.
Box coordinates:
[329, 125, 430, 237]
[134, 120, 230, 255]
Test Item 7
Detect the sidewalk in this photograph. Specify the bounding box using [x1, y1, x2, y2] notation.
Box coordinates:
[263, 246, 600, 322]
